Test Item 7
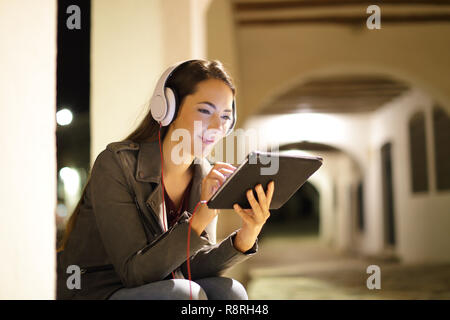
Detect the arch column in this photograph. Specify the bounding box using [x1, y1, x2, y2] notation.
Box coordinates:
[0, 0, 57, 299]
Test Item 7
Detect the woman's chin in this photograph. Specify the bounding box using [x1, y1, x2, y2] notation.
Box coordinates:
[193, 144, 212, 158]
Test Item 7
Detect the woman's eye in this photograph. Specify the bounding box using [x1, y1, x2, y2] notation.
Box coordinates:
[198, 107, 231, 120]
[198, 108, 211, 115]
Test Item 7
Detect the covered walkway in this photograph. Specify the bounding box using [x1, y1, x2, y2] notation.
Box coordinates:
[241, 229, 450, 300]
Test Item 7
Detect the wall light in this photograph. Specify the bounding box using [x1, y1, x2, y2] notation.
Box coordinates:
[56, 108, 73, 126]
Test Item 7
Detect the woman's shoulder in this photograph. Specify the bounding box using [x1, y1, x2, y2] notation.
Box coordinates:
[92, 139, 141, 174]
[105, 139, 140, 154]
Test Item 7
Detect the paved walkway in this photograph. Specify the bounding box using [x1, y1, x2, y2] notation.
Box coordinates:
[243, 231, 450, 300]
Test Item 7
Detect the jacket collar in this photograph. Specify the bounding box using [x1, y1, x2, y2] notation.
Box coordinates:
[136, 140, 211, 216]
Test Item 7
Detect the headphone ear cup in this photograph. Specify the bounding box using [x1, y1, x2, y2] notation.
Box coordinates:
[161, 87, 177, 126]
[150, 94, 166, 123]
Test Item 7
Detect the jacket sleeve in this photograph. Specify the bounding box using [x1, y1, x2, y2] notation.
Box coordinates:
[90, 149, 211, 288]
[179, 229, 258, 280]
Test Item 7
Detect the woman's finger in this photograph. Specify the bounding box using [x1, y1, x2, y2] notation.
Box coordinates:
[212, 162, 236, 172]
[217, 168, 234, 177]
[254, 184, 268, 212]
[208, 169, 226, 184]
[246, 189, 262, 216]
[266, 181, 275, 207]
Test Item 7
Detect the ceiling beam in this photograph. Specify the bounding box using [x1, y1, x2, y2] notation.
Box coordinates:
[236, 14, 450, 26]
[234, 0, 450, 12]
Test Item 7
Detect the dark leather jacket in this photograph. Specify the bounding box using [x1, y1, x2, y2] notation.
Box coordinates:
[56, 139, 258, 299]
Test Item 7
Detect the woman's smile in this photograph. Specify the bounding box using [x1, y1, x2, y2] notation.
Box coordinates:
[198, 135, 215, 145]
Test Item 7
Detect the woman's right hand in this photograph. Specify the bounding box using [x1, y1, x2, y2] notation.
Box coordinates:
[200, 162, 236, 202]
[191, 162, 236, 236]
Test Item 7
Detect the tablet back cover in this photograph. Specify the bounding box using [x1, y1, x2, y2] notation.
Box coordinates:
[207, 152, 323, 210]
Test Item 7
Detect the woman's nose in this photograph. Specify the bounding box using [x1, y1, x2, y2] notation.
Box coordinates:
[208, 114, 222, 131]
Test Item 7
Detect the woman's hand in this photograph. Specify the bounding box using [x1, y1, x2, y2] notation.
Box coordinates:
[190, 162, 236, 236]
[232, 181, 275, 253]
[200, 162, 236, 202]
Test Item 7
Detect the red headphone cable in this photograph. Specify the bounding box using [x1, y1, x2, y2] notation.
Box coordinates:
[186, 199, 207, 300]
[158, 122, 176, 280]
[158, 122, 206, 299]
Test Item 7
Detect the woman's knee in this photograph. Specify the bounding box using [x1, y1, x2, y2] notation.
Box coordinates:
[108, 279, 207, 300]
[196, 277, 248, 300]
[225, 278, 248, 300]
[171, 279, 208, 300]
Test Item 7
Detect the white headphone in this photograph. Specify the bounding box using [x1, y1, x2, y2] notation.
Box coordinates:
[149, 59, 236, 136]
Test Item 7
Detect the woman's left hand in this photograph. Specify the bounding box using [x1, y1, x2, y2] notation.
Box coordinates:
[232, 181, 275, 253]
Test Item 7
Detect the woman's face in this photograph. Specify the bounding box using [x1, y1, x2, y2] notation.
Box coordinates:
[168, 78, 234, 158]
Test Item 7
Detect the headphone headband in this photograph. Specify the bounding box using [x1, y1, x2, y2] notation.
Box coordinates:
[149, 59, 236, 136]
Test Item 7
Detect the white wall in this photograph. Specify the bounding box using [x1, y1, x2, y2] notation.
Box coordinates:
[207, 0, 240, 87]
[91, 0, 165, 161]
[369, 89, 450, 263]
[0, 0, 57, 299]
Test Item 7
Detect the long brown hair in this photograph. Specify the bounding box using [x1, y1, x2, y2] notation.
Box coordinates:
[57, 59, 235, 252]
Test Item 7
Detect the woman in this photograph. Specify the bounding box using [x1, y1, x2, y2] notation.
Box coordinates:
[56, 59, 275, 300]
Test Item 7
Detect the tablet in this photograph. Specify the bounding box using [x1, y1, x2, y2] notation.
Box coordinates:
[207, 151, 323, 210]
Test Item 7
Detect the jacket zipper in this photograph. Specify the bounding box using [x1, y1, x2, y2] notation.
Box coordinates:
[134, 196, 159, 238]
[136, 219, 179, 256]
[135, 200, 191, 256]
[145, 202, 166, 234]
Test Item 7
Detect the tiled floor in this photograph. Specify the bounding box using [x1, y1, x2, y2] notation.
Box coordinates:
[244, 233, 450, 300]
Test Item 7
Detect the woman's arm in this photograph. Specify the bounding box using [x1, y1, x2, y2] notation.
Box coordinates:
[90, 149, 211, 288]
[179, 182, 274, 279]
[180, 229, 258, 280]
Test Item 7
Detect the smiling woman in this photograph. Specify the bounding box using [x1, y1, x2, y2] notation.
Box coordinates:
[56, 59, 275, 300]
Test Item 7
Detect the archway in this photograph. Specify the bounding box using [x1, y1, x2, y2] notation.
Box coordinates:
[263, 181, 320, 238]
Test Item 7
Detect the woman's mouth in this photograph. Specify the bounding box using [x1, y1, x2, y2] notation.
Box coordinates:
[199, 135, 215, 145]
